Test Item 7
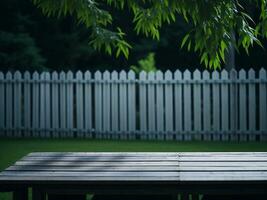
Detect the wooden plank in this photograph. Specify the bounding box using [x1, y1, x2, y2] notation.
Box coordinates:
[259, 68, 267, 137]
[84, 71, 92, 138]
[103, 71, 111, 138]
[59, 72, 67, 138]
[0, 72, 4, 136]
[174, 70, 182, 140]
[111, 71, 119, 138]
[212, 71, 220, 140]
[221, 70, 229, 141]
[14, 71, 22, 137]
[128, 70, 136, 139]
[248, 69, 256, 140]
[6, 72, 13, 137]
[203, 70, 211, 140]
[119, 71, 127, 139]
[147, 72, 156, 139]
[183, 70, 192, 140]
[28, 152, 178, 156]
[66, 71, 73, 137]
[165, 70, 174, 140]
[156, 71, 164, 137]
[76, 71, 84, 138]
[24, 71, 31, 137]
[193, 70, 201, 139]
[32, 72, 40, 137]
[52, 72, 59, 138]
[239, 69, 247, 141]
[94, 71, 102, 136]
[139, 71, 147, 139]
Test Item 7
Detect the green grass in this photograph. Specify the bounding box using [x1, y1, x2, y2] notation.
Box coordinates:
[1, 138, 267, 200]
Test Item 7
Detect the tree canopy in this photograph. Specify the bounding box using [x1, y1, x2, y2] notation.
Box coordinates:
[31, 0, 267, 69]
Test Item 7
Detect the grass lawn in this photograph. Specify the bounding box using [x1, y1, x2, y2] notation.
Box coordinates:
[0, 138, 267, 200]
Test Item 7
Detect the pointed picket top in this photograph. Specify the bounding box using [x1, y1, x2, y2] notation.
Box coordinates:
[33, 71, 39, 80]
[248, 68, 255, 79]
[164, 70, 172, 79]
[139, 71, 147, 80]
[59, 71, 66, 80]
[111, 70, 118, 79]
[76, 70, 83, 79]
[67, 71, 73, 79]
[203, 70, 210, 79]
[23, 71, 31, 80]
[259, 68, 267, 79]
[183, 69, 191, 80]
[221, 69, 228, 80]
[239, 69, 246, 80]
[128, 70, 135, 80]
[84, 70, 91, 78]
[44, 71, 50, 80]
[94, 70, 102, 80]
[148, 71, 155, 80]
[193, 69, 201, 80]
[212, 70, 219, 79]
[119, 70, 127, 80]
[103, 70, 110, 79]
[230, 68, 237, 79]
[14, 71, 22, 79]
[156, 70, 163, 80]
[52, 71, 58, 80]
[174, 70, 182, 79]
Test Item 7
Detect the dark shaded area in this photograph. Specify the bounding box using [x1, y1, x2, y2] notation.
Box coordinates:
[0, 0, 267, 72]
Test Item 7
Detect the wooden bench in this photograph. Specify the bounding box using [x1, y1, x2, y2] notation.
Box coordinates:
[0, 152, 267, 200]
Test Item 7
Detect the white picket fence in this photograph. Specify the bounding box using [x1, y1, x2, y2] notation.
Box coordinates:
[0, 69, 267, 141]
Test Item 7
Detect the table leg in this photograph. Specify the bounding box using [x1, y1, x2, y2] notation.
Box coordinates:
[13, 188, 28, 200]
[32, 188, 46, 200]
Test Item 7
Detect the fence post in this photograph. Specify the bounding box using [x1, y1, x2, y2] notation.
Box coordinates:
[212, 71, 220, 141]
[148, 71, 156, 140]
[103, 71, 111, 139]
[6, 72, 13, 137]
[165, 70, 174, 140]
[239, 69, 247, 141]
[230, 69, 238, 141]
[203, 70, 211, 141]
[174, 70, 182, 140]
[119, 71, 127, 139]
[156, 71, 164, 140]
[183, 70, 192, 141]
[111, 71, 119, 139]
[52, 71, 59, 138]
[95, 71, 102, 138]
[221, 70, 229, 141]
[139, 71, 147, 139]
[76, 71, 84, 138]
[32, 72, 40, 137]
[84, 71, 92, 138]
[128, 70, 136, 140]
[59, 71, 67, 138]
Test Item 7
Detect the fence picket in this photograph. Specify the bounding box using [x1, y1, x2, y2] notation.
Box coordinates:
[128, 70, 136, 139]
[24, 71, 31, 137]
[230, 69, 238, 141]
[148, 72, 156, 139]
[76, 71, 84, 138]
[0, 72, 4, 137]
[212, 71, 220, 141]
[119, 71, 127, 139]
[239, 69, 247, 141]
[94, 71, 102, 138]
[183, 70, 192, 140]
[40, 72, 46, 138]
[259, 68, 267, 138]
[66, 71, 73, 137]
[139, 71, 147, 139]
[203, 70, 211, 140]
[221, 70, 229, 141]
[156, 71, 164, 140]
[111, 71, 119, 138]
[14, 71, 22, 137]
[174, 70, 182, 140]
[165, 70, 173, 140]
[6, 72, 13, 137]
[84, 71, 92, 138]
[103, 71, 111, 139]
[32, 72, 40, 137]
[248, 69, 256, 141]
[52, 72, 59, 138]
[193, 70, 201, 140]
[59, 72, 67, 138]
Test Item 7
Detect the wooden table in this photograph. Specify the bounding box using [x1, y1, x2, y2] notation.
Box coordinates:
[0, 152, 267, 200]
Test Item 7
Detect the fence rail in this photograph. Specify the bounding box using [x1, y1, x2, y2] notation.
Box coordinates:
[0, 69, 267, 141]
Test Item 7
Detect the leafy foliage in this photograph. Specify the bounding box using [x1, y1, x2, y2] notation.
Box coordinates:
[31, 0, 267, 69]
[131, 52, 157, 73]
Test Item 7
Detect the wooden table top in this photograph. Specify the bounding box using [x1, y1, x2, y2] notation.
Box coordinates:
[0, 152, 267, 183]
